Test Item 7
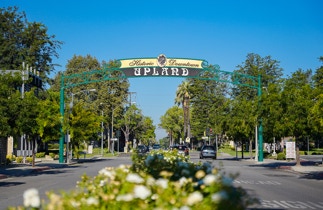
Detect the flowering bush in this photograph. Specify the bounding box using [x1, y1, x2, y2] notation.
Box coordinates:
[6, 154, 16, 164]
[9, 149, 257, 210]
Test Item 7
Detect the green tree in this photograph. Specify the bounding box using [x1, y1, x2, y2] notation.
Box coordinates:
[232, 53, 283, 99]
[309, 57, 323, 142]
[0, 6, 62, 84]
[309, 94, 323, 137]
[15, 90, 40, 166]
[175, 80, 191, 141]
[0, 72, 22, 138]
[51, 55, 130, 153]
[159, 136, 170, 149]
[36, 90, 61, 143]
[229, 53, 284, 158]
[261, 83, 285, 143]
[281, 69, 313, 139]
[159, 106, 183, 146]
[189, 69, 228, 141]
[312, 56, 323, 89]
[67, 102, 101, 158]
[115, 104, 144, 151]
[226, 97, 257, 158]
[136, 116, 156, 145]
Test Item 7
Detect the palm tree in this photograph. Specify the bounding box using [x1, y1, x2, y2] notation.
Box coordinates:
[175, 81, 191, 145]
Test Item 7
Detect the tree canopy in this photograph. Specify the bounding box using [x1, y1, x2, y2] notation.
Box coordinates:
[0, 6, 62, 85]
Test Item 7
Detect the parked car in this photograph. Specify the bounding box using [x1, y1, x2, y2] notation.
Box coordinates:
[200, 145, 216, 159]
[136, 145, 149, 154]
[152, 144, 161, 150]
[170, 145, 189, 156]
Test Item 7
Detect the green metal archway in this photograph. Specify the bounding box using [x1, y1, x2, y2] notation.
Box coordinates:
[59, 55, 264, 163]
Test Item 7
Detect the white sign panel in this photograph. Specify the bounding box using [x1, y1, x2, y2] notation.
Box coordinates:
[87, 145, 93, 154]
[286, 142, 296, 159]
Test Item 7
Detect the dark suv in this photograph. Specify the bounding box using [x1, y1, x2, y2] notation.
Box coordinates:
[136, 145, 149, 154]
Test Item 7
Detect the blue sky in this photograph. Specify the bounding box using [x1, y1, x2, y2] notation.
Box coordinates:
[2, 0, 323, 140]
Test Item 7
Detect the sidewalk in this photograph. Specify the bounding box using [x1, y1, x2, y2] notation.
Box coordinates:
[234, 153, 323, 174]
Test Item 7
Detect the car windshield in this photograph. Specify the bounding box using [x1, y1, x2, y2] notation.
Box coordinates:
[203, 146, 215, 150]
[177, 146, 187, 150]
[153, 145, 160, 149]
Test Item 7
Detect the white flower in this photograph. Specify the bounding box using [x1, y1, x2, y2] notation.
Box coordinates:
[86, 197, 99, 206]
[195, 170, 205, 179]
[146, 177, 156, 186]
[203, 174, 218, 186]
[133, 185, 151, 199]
[179, 177, 188, 187]
[211, 190, 228, 203]
[118, 164, 126, 169]
[99, 179, 107, 187]
[126, 173, 144, 183]
[23, 188, 40, 208]
[151, 194, 159, 200]
[98, 168, 116, 179]
[70, 200, 80, 207]
[118, 164, 130, 173]
[180, 206, 191, 210]
[186, 191, 203, 206]
[116, 194, 134, 202]
[156, 178, 168, 189]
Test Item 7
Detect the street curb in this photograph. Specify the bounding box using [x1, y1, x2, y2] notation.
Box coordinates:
[31, 166, 51, 173]
[0, 174, 7, 179]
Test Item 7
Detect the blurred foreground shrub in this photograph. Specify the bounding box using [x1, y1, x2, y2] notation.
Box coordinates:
[9, 149, 258, 210]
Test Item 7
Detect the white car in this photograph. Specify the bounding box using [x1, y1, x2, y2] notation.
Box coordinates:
[200, 145, 216, 159]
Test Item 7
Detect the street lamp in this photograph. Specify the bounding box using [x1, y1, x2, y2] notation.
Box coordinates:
[100, 103, 116, 155]
[20, 62, 33, 163]
[66, 89, 96, 163]
[101, 109, 104, 156]
[111, 107, 116, 153]
[99, 103, 105, 156]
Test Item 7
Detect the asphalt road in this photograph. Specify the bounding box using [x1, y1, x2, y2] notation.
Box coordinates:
[191, 152, 323, 210]
[1, 152, 323, 210]
[0, 157, 132, 209]
[301, 155, 323, 164]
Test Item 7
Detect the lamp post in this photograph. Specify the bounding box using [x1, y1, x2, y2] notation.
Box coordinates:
[111, 107, 115, 153]
[99, 103, 105, 156]
[66, 89, 96, 163]
[101, 110, 104, 155]
[257, 75, 264, 162]
[101, 104, 115, 154]
[21, 62, 33, 163]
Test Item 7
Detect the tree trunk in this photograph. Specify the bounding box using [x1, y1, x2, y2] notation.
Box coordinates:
[296, 145, 301, 166]
[241, 141, 244, 159]
[249, 138, 253, 160]
[32, 138, 35, 167]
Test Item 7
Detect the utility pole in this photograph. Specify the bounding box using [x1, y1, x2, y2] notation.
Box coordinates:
[124, 92, 136, 153]
[128, 92, 136, 106]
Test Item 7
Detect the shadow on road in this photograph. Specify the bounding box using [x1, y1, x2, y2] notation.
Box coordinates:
[0, 158, 114, 179]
